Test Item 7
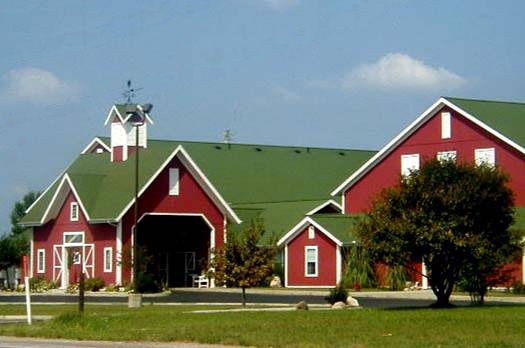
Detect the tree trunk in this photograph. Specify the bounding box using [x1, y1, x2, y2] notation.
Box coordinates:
[241, 287, 246, 307]
[5, 267, 11, 290]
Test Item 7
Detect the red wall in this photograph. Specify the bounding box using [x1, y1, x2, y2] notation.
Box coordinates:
[345, 106, 525, 213]
[120, 156, 226, 283]
[343, 105, 525, 286]
[287, 225, 337, 287]
[33, 192, 116, 285]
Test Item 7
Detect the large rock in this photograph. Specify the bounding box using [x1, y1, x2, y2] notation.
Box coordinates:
[346, 296, 359, 307]
[270, 276, 282, 288]
[331, 301, 346, 309]
[295, 300, 308, 310]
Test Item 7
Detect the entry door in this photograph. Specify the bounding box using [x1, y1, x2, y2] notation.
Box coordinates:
[171, 252, 196, 287]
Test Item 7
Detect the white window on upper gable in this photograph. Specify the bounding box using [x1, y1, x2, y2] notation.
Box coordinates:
[441, 112, 451, 139]
[475, 148, 495, 167]
[401, 154, 420, 177]
[437, 151, 457, 162]
[169, 168, 180, 196]
[70, 202, 79, 222]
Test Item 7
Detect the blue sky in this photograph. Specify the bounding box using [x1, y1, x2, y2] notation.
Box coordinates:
[0, 1, 524, 232]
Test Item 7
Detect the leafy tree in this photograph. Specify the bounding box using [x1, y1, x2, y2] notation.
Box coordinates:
[211, 219, 276, 306]
[10, 191, 40, 236]
[0, 191, 40, 288]
[357, 159, 521, 307]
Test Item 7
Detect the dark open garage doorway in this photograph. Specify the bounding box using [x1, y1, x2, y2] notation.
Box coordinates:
[137, 214, 212, 287]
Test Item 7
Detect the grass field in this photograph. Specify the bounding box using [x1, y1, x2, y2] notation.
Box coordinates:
[1, 304, 525, 347]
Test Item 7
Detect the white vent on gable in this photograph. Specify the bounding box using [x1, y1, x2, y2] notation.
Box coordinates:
[169, 168, 180, 195]
[441, 112, 451, 139]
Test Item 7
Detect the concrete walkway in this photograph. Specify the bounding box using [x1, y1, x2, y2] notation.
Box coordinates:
[0, 288, 524, 308]
[0, 336, 235, 348]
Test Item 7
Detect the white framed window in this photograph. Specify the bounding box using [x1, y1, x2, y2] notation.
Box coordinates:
[401, 154, 420, 177]
[63, 232, 85, 246]
[305, 246, 318, 277]
[437, 150, 457, 162]
[308, 226, 315, 239]
[104, 247, 113, 272]
[441, 112, 451, 139]
[70, 202, 79, 221]
[475, 148, 495, 167]
[37, 249, 45, 273]
[96, 148, 104, 154]
[72, 250, 81, 264]
[169, 168, 180, 196]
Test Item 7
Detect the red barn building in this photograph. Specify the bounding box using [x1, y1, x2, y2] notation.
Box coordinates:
[20, 103, 374, 288]
[332, 97, 525, 287]
[20, 97, 525, 289]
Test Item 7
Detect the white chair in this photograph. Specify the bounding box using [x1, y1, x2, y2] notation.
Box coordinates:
[193, 274, 209, 288]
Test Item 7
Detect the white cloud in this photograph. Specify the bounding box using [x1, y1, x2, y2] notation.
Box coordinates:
[342, 53, 466, 92]
[0, 67, 78, 105]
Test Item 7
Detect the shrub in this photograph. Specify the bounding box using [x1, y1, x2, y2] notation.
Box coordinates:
[325, 284, 348, 305]
[85, 277, 105, 292]
[343, 244, 376, 289]
[135, 273, 161, 293]
[66, 283, 78, 294]
[105, 283, 117, 292]
[385, 264, 408, 291]
[511, 281, 525, 295]
[29, 276, 55, 292]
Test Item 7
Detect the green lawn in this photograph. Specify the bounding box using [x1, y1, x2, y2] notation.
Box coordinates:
[1, 304, 525, 347]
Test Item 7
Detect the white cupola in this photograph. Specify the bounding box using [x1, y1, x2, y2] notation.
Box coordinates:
[104, 104, 154, 162]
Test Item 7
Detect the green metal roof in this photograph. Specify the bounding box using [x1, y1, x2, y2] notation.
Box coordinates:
[445, 97, 525, 148]
[21, 138, 375, 227]
[310, 214, 360, 245]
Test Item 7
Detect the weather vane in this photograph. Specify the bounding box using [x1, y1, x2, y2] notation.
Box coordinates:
[122, 80, 142, 104]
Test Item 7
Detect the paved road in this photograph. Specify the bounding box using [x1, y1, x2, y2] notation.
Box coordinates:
[0, 290, 443, 308]
[0, 336, 231, 348]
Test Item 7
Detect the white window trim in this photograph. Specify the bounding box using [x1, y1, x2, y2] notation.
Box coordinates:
[104, 247, 113, 273]
[37, 249, 45, 273]
[401, 154, 420, 177]
[308, 226, 315, 239]
[441, 112, 451, 139]
[169, 168, 180, 196]
[63, 232, 85, 247]
[304, 246, 318, 277]
[437, 150, 457, 162]
[475, 148, 496, 167]
[70, 202, 79, 222]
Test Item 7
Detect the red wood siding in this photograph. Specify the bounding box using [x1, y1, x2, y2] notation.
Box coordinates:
[343, 105, 525, 286]
[120, 156, 226, 283]
[287, 225, 337, 287]
[112, 146, 124, 162]
[345, 105, 525, 213]
[33, 192, 116, 285]
[345, 107, 525, 213]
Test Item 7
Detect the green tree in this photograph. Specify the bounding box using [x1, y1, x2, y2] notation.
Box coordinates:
[0, 191, 40, 288]
[357, 159, 521, 307]
[10, 191, 40, 236]
[211, 219, 276, 306]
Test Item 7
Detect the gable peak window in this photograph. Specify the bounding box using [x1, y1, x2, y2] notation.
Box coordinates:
[441, 112, 451, 139]
[70, 202, 79, 221]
